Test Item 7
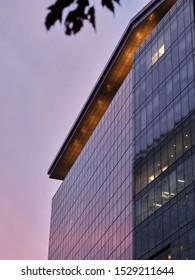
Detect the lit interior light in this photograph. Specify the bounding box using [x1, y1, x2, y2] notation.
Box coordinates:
[149, 175, 155, 182]
[163, 192, 170, 195]
[151, 44, 165, 66]
[185, 134, 188, 137]
[171, 155, 174, 158]
[81, 127, 87, 134]
[106, 84, 112, 92]
[155, 203, 162, 207]
[162, 192, 170, 198]
[149, 14, 154, 21]
[152, 53, 158, 65]
[168, 255, 172, 260]
[136, 32, 142, 39]
[178, 179, 185, 183]
[162, 166, 168, 172]
[185, 146, 188, 149]
[159, 44, 165, 57]
[157, 163, 160, 166]
[174, 144, 176, 147]
[170, 193, 175, 196]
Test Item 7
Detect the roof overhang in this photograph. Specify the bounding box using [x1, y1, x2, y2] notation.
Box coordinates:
[48, 0, 177, 180]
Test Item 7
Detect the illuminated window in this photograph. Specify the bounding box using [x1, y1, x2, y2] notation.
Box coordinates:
[151, 44, 165, 66]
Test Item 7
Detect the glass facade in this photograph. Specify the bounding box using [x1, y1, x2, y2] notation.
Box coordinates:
[48, 71, 134, 259]
[48, 0, 195, 260]
[133, 0, 195, 259]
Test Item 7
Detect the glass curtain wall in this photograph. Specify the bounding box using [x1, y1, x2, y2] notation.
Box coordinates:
[133, 0, 195, 260]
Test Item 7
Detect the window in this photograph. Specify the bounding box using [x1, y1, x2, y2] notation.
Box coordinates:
[177, 163, 185, 192]
[151, 43, 165, 66]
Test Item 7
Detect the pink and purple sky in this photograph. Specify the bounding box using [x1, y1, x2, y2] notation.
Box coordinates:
[0, 0, 149, 259]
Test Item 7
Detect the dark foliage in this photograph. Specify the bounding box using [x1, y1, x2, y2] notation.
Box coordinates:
[45, 0, 121, 35]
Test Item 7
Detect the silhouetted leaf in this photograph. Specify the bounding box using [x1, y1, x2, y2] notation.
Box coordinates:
[65, 6, 88, 35]
[102, 0, 114, 13]
[45, 0, 74, 30]
[87, 7, 96, 30]
[76, 0, 89, 11]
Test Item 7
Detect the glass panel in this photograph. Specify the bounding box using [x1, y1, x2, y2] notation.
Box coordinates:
[180, 65, 187, 91]
[186, 191, 195, 222]
[177, 163, 185, 192]
[159, 59, 165, 84]
[189, 88, 195, 112]
[146, 49, 151, 70]
[178, 196, 186, 227]
[188, 227, 195, 259]
[153, 93, 159, 118]
[187, 59, 193, 83]
[147, 100, 153, 124]
[140, 55, 146, 78]
[165, 52, 172, 76]
[141, 226, 148, 254]
[159, 87, 166, 111]
[191, 118, 195, 146]
[173, 72, 180, 98]
[142, 193, 148, 220]
[147, 128, 153, 147]
[185, 30, 192, 54]
[155, 182, 162, 209]
[192, 153, 195, 181]
[171, 19, 177, 43]
[184, 4, 191, 28]
[175, 130, 183, 159]
[136, 199, 142, 226]
[184, 157, 193, 187]
[162, 176, 170, 205]
[154, 150, 161, 178]
[135, 113, 141, 136]
[140, 81, 146, 104]
[151, 41, 158, 65]
[174, 101, 181, 124]
[168, 137, 176, 165]
[177, 10, 184, 36]
[167, 108, 174, 131]
[161, 143, 168, 172]
[148, 157, 154, 184]
[140, 163, 147, 190]
[141, 107, 146, 130]
[170, 203, 178, 234]
[183, 124, 191, 152]
[148, 188, 155, 216]
[166, 80, 173, 104]
[163, 209, 170, 240]
[148, 221, 155, 249]
[169, 170, 177, 196]
[178, 37, 186, 62]
[160, 114, 167, 137]
[155, 215, 162, 244]
[164, 26, 171, 49]
[153, 122, 160, 143]
[135, 88, 140, 109]
[146, 74, 152, 98]
[135, 168, 141, 194]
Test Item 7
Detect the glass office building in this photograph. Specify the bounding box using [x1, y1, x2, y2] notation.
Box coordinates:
[48, 0, 195, 259]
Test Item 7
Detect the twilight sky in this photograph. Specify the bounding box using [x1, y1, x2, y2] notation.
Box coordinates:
[0, 0, 149, 259]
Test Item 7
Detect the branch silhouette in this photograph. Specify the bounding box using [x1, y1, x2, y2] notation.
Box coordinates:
[45, 0, 121, 35]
